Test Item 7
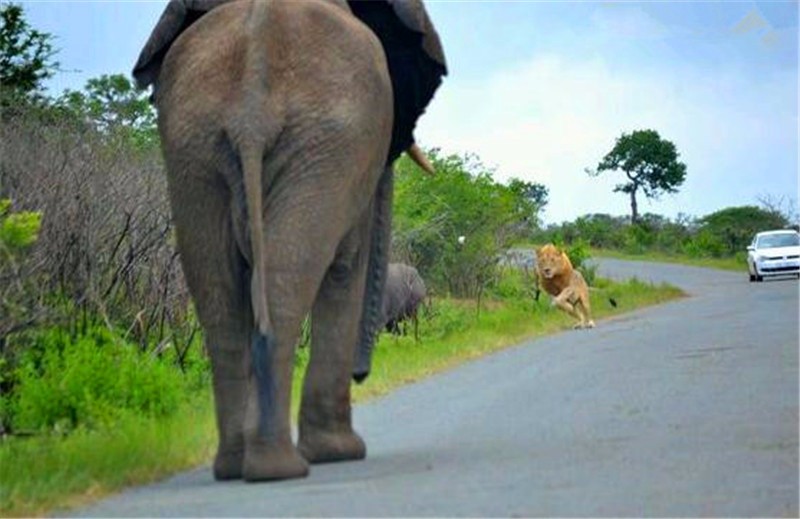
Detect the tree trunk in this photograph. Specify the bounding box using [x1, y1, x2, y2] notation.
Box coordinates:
[630, 189, 639, 224]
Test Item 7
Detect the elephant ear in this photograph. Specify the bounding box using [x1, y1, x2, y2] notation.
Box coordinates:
[387, 0, 447, 71]
[132, 0, 231, 90]
[348, 0, 448, 164]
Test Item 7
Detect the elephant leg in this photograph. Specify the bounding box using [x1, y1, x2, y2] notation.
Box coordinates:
[240, 232, 329, 481]
[298, 218, 370, 463]
[167, 176, 250, 481]
[241, 181, 367, 479]
[241, 304, 310, 481]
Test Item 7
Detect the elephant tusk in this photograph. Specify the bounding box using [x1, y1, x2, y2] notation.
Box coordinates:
[406, 143, 435, 175]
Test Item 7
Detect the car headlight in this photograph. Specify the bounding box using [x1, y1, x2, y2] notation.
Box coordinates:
[755, 255, 768, 262]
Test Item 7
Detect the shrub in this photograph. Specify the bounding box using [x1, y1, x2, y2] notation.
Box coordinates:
[423, 299, 472, 340]
[3, 326, 199, 433]
[0, 199, 41, 251]
[683, 229, 726, 258]
[698, 205, 788, 256]
[488, 267, 534, 301]
[0, 199, 46, 363]
[392, 151, 541, 298]
[0, 103, 191, 351]
[564, 240, 590, 270]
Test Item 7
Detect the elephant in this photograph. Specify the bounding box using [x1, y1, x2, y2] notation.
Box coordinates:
[132, 0, 445, 482]
[380, 263, 428, 340]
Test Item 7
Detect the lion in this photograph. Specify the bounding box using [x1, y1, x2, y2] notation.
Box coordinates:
[535, 244, 595, 329]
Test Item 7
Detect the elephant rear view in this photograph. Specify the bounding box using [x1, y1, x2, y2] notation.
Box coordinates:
[131, 0, 444, 482]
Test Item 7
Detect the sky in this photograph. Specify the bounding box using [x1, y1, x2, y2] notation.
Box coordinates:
[19, 0, 800, 224]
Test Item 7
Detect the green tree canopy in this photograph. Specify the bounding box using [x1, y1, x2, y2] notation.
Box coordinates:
[588, 129, 687, 224]
[393, 151, 545, 297]
[507, 177, 549, 228]
[699, 205, 788, 255]
[0, 3, 58, 105]
[56, 74, 158, 148]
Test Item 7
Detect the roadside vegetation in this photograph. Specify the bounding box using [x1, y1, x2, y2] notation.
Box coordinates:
[529, 203, 798, 274]
[0, 3, 785, 516]
[1, 272, 682, 517]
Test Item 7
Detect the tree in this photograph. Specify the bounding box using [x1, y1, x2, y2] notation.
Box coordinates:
[0, 3, 58, 104]
[56, 74, 158, 148]
[757, 194, 799, 230]
[392, 150, 534, 298]
[507, 178, 549, 228]
[698, 205, 788, 256]
[587, 129, 687, 224]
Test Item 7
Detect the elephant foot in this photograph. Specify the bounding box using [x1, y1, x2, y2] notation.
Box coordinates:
[242, 441, 309, 482]
[298, 429, 366, 464]
[213, 449, 243, 480]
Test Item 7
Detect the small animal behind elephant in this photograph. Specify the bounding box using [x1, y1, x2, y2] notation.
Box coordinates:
[535, 244, 596, 329]
[380, 263, 428, 340]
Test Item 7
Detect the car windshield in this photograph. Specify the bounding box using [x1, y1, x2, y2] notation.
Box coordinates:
[757, 233, 800, 249]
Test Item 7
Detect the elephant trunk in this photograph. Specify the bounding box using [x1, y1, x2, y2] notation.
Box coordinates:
[353, 166, 394, 383]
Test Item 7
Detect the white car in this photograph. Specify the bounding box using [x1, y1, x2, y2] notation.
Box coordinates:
[746, 229, 800, 282]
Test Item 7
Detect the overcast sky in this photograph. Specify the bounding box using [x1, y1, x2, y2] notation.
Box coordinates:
[21, 0, 799, 224]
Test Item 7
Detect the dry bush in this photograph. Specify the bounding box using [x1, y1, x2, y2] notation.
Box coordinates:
[0, 109, 193, 352]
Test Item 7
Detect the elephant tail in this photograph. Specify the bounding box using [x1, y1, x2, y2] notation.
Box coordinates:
[240, 141, 272, 337]
[239, 0, 276, 338]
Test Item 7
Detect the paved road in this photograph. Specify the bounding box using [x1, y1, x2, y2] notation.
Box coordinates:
[75, 260, 798, 517]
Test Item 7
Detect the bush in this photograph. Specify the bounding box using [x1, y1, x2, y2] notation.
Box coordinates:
[2, 326, 205, 434]
[488, 267, 534, 301]
[0, 199, 41, 250]
[0, 102, 191, 351]
[426, 299, 473, 339]
[698, 205, 788, 256]
[392, 151, 542, 298]
[683, 229, 726, 258]
[564, 240, 590, 270]
[0, 199, 44, 341]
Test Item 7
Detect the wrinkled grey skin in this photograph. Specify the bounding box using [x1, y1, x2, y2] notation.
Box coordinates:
[380, 263, 428, 340]
[132, 0, 444, 482]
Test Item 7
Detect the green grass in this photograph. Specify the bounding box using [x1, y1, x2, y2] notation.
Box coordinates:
[0, 395, 216, 517]
[351, 276, 684, 401]
[590, 248, 746, 272]
[0, 276, 684, 517]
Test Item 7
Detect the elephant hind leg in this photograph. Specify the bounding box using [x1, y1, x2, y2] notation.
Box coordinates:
[298, 217, 370, 464]
[167, 174, 252, 481]
[242, 188, 361, 479]
[170, 171, 311, 482]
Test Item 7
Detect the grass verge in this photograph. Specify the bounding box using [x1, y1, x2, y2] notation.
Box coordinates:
[0, 396, 216, 517]
[350, 277, 684, 401]
[1, 276, 684, 517]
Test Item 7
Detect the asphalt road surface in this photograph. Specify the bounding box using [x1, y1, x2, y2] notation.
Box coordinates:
[74, 259, 799, 517]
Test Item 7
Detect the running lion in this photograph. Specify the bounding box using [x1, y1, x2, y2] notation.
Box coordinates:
[535, 244, 595, 329]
